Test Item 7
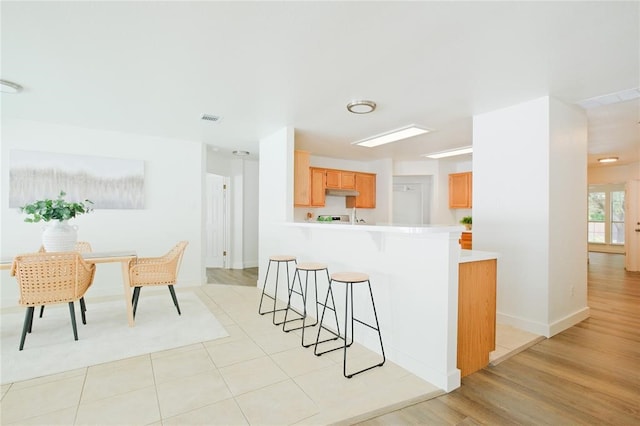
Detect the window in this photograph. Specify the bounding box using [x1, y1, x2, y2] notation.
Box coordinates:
[588, 185, 625, 245]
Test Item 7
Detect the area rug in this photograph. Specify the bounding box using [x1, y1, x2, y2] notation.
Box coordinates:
[1, 292, 228, 384]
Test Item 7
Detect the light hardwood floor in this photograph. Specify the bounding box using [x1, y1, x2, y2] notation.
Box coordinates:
[359, 252, 640, 425]
[207, 267, 258, 286]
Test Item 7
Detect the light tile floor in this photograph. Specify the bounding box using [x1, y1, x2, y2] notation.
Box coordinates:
[1, 285, 443, 425]
[489, 323, 545, 366]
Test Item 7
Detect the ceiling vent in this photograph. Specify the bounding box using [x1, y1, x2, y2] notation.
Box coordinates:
[201, 114, 222, 122]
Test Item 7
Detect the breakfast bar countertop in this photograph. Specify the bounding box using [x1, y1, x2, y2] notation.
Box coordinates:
[459, 249, 500, 263]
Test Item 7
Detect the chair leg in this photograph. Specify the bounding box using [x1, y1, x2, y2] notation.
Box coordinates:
[80, 297, 87, 325]
[19, 307, 35, 351]
[132, 287, 141, 318]
[168, 285, 181, 315]
[39, 305, 45, 318]
[68, 302, 79, 341]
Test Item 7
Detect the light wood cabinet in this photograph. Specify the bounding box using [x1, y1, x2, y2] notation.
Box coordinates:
[294, 150, 310, 206]
[308, 168, 376, 208]
[459, 231, 472, 249]
[346, 172, 376, 209]
[449, 172, 472, 209]
[325, 169, 357, 190]
[457, 259, 496, 377]
[310, 167, 326, 207]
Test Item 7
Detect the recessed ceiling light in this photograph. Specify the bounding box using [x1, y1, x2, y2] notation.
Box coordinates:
[352, 125, 431, 148]
[422, 146, 473, 159]
[347, 100, 376, 114]
[598, 157, 619, 163]
[233, 150, 250, 156]
[0, 79, 23, 94]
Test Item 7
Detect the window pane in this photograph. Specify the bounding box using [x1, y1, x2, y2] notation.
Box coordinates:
[611, 191, 625, 221]
[612, 222, 625, 244]
[588, 221, 605, 243]
[588, 192, 605, 221]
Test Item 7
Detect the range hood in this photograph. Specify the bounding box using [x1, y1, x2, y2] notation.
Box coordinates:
[325, 188, 360, 197]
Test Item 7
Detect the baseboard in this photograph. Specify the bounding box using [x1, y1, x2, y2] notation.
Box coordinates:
[497, 307, 591, 338]
[548, 307, 590, 336]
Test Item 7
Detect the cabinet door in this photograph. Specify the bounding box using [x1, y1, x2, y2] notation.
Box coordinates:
[294, 150, 310, 206]
[449, 172, 472, 209]
[341, 172, 356, 189]
[325, 169, 341, 189]
[350, 173, 376, 208]
[310, 168, 326, 207]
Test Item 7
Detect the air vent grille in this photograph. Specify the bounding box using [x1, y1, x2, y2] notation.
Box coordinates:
[201, 114, 222, 122]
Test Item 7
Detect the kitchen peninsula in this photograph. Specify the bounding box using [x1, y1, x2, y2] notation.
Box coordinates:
[264, 220, 498, 392]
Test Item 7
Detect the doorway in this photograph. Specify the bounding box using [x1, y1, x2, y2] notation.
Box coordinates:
[205, 173, 230, 268]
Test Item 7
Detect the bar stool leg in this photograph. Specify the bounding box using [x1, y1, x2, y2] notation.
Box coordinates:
[313, 278, 344, 354]
[258, 259, 297, 326]
[344, 279, 386, 378]
[282, 268, 307, 331]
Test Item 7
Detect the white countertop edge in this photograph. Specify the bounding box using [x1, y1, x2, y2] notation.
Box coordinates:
[459, 249, 500, 263]
[285, 221, 465, 234]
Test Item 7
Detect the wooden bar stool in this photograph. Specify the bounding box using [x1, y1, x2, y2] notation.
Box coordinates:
[283, 262, 341, 347]
[314, 272, 386, 378]
[258, 255, 297, 325]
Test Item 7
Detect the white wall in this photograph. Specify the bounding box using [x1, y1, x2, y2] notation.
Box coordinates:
[548, 97, 589, 330]
[473, 96, 589, 337]
[1, 118, 205, 307]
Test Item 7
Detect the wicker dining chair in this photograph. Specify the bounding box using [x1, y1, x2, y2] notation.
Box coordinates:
[10, 251, 96, 350]
[129, 241, 188, 318]
[37, 241, 93, 318]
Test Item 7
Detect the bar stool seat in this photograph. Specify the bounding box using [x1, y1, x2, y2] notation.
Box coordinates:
[283, 262, 341, 347]
[258, 255, 297, 326]
[314, 271, 386, 378]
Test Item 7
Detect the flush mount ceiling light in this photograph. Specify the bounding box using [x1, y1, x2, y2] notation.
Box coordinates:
[422, 146, 473, 159]
[352, 125, 431, 148]
[232, 150, 250, 156]
[347, 100, 376, 114]
[0, 79, 23, 94]
[598, 157, 619, 163]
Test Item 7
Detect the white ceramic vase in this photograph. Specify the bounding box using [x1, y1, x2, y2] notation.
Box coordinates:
[42, 220, 78, 252]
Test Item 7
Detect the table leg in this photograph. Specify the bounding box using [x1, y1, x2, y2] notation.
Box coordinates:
[121, 261, 135, 327]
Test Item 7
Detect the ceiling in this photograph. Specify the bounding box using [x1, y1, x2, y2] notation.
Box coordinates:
[2, 1, 638, 167]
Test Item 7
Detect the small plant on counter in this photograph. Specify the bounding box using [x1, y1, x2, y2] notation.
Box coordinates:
[460, 216, 472, 230]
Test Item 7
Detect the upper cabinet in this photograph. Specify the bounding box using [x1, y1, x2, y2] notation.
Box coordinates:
[300, 165, 376, 209]
[310, 167, 326, 207]
[449, 172, 473, 209]
[346, 172, 376, 209]
[294, 150, 310, 207]
[325, 169, 356, 190]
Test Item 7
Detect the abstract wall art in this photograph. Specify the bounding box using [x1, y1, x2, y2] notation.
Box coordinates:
[9, 150, 145, 209]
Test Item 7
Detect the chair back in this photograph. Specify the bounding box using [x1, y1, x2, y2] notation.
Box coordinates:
[129, 241, 188, 286]
[11, 252, 95, 307]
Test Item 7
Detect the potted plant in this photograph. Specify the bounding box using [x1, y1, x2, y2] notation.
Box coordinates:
[460, 216, 472, 231]
[21, 190, 93, 252]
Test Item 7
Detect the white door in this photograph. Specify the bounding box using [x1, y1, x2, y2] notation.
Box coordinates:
[625, 179, 639, 271]
[206, 174, 229, 268]
[393, 183, 423, 225]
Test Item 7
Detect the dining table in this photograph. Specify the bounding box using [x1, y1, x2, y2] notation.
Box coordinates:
[1, 251, 138, 327]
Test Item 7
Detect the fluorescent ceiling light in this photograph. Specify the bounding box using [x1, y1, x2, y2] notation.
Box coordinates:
[352, 125, 431, 148]
[577, 88, 640, 109]
[422, 146, 473, 159]
[598, 157, 618, 163]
